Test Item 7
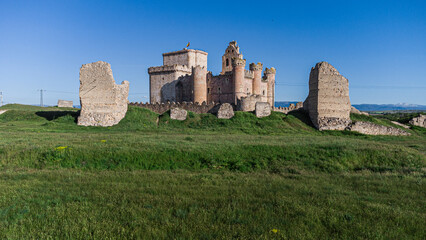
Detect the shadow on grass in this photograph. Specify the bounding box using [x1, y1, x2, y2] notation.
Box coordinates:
[287, 109, 315, 128]
[36, 111, 80, 123]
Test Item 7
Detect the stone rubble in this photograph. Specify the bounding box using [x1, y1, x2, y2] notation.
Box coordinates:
[170, 108, 187, 121]
[255, 102, 271, 118]
[217, 103, 234, 119]
[409, 114, 425, 128]
[57, 100, 73, 108]
[350, 121, 410, 136]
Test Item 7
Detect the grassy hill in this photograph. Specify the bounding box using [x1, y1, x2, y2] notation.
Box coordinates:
[0, 104, 425, 239]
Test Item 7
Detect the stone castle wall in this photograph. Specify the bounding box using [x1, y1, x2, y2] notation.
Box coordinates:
[273, 102, 303, 114]
[129, 101, 221, 114]
[208, 73, 234, 104]
[148, 65, 192, 103]
[148, 42, 275, 106]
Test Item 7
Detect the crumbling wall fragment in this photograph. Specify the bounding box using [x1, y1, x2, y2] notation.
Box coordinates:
[77, 61, 129, 127]
[350, 121, 410, 136]
[303, 62, 351, 130]
[409, 114, 425, 128]
[58, 100, 73, 108]
[255, 102, 271, 118]
[170, 108, 187, 120]
[237, 95, 262, 112]
[217, 103, 234, 119]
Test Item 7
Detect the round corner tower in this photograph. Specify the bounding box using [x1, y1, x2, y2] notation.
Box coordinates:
[232, 58, 246, 104]
[264, 67, 276, 107]
[192, 66, 207, 104]
[250, 62, 263, 95]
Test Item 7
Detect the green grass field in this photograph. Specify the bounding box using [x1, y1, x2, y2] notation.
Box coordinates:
[0, 104, 425, 239]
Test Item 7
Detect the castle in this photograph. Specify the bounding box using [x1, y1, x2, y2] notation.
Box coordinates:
[148, 41, 276, 106]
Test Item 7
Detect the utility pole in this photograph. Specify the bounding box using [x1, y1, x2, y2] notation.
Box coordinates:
[0, 91, 3, 106]
[38, 89, 46, 107]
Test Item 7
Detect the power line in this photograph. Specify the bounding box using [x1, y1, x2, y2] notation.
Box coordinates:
[44, 90, 78, 94]
[37, 89, 46, 107]
[275, 82, 426, 89]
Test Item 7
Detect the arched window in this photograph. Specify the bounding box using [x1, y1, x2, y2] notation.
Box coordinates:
[226, 58, 229, 67]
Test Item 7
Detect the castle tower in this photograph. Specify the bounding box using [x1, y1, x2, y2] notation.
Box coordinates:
[264, 67, 276, 107]
[221, 41, 243, 75]
[232, 58, 246, 104]
[250, 62, 263, 95]
[192, 66, 207, 104]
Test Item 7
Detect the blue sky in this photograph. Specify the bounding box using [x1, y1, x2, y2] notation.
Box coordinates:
[0, 0, 425, 105]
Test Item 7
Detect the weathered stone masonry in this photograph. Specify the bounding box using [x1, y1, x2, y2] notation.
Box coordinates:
[304, 62, 351, 130]
[78, 61, 129, 127]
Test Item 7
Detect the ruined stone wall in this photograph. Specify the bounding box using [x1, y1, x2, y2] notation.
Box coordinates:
[57, 100, 73, 108]
[78, 61, 129, 127]
[409, 114, 425, 128]
[273, 102, 303, 114]
[237, 95, 262, 112]
[130, 102, 220, 114]
[303, 62, 351, 130]
[350, 121, 410, 136]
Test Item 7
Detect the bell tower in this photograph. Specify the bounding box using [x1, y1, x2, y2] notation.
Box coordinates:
[221, 41, 243, 75]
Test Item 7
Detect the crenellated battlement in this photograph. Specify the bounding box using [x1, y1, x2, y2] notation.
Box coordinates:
[232, 58, 246, 67]
[192, 65, 207, 71]
[273, 102, 303, 114]
[148, 64, 192, 74]
[244, 69, 254, 79]
[249, 62, 263, 71]
[264, 67, 276, 75]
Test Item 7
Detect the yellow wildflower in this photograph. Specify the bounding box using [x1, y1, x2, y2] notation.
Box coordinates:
[271, 229, 278, 234]
[55, 146, 67, 151]
[101, 140, 107, 143]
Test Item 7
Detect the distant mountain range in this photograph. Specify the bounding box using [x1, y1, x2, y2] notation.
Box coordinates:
[351, 104, 426, 111]
[275, 102, 426, 111]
